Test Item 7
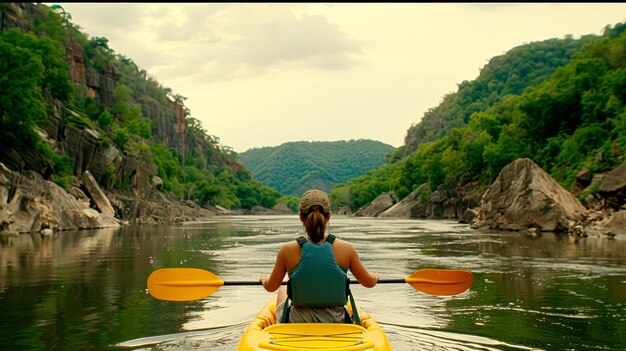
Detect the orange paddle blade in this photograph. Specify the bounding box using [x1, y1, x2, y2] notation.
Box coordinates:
[147, 268, 224, 301]
[405, 269, 474, 296]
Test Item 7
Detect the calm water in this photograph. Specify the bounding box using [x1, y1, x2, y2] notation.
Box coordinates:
[0, 215, 624, 351]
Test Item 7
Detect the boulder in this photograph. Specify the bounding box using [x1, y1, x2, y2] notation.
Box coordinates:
[576, 167, 593, 186]
[585, 210, 626, 236]
[459, 208, 478, 224]
[599, 160, 626, 210]
[354, 192, 397, 217]
[82, 170, 115, 217]
[0, 163, 120, 233]
[379, 184, 429, 218]
[471, 158, 586, 232]
[152, 176, 164, 190]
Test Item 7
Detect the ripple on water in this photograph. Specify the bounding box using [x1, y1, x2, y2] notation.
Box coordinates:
[116, 323, 245, 350]
[381, 323, 544, 351]
[116, 216, 625, 351]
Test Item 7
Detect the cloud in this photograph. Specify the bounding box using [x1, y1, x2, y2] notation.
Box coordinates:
[46, 3, 626, 153]
[61, 3, 144, 38]
[98, 4, 368, 82]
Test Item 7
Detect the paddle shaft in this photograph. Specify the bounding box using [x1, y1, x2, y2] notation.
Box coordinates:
[147, 268, 474, 300]
[223, 278, 407, 286]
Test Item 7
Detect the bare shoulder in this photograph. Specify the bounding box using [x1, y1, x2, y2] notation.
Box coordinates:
[279, 239, 302, 268]
[280, 240, 301, 253]
[333, 238, 357, 254]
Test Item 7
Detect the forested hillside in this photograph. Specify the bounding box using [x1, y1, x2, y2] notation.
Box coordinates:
[397, 34, 596, 160]
[0, 3, 289, 211]
[332, 22, 626, 212]
[238, 140, 395, 196]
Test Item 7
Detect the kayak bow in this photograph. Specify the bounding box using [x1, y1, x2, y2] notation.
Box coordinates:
[236, 297, 392, 351]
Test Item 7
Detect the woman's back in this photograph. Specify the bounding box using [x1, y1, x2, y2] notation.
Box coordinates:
[260, 189, 379, 323]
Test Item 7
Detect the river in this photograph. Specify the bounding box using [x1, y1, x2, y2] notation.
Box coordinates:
[0, 215, 624, 351]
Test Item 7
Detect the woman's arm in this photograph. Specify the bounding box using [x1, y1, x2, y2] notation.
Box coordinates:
[261, 244, 288, 292]
[347, 244, 379, 288]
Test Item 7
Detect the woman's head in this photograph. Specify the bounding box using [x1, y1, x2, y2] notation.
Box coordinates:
[299, 190, 331, 243]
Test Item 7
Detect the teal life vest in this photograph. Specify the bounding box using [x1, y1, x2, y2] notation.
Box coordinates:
[280, 234, 360, 324]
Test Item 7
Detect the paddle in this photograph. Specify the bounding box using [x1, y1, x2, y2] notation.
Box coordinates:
[147, 268, 474, 301]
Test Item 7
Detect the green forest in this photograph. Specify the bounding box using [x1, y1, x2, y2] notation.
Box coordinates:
[3, 3, 626, 216]
[237, 140, 395, 197]
[0, 4, 292, 211]
[331, 23, 626, 212]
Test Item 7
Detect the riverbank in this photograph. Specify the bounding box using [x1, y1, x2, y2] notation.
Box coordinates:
[1, 158, 624, 238]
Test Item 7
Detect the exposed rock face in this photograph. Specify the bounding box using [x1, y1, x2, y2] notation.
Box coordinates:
[67, 39, 85, 84]
[585, 210, 626, 237]
[0, 3, 36, 31]
[64, 123, 102, 176]
[0, 163, 119, 233]
[0, 144, 53, 179]
[471, 158, 587, 232]
[373, 179, 481, 220]
[105, 189, 218, 225]
[0, 160, 222, 233]
[577, 174, 605, 209]
[82, 171, 115, 217]
[354, 192, 398, 217]
[379, 184, 429, 218]
[459, 208, 478, 224]
[426, 179, 481, 219]
[598, 160, 626, 210]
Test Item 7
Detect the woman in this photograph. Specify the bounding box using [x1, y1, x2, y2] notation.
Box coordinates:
[260, 189, 379, 323]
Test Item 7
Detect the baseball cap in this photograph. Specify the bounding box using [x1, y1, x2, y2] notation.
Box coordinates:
[299, 189, 331, 214]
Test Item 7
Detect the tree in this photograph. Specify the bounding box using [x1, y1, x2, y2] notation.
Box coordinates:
[0, 32, 46, 145]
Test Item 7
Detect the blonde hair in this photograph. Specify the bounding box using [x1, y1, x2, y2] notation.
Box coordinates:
[302, 205, 327, 243]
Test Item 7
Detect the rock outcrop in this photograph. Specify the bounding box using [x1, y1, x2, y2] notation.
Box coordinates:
[425, 179, 481, 219]
[354, 192, 398, 217]
[82, 171, 115, 217]
[0, 163, 119, 233]
[585, 210, 626, 237]
[0, 161, 221, 233]
[379, 184, 429, 218]
[470, 158, 586, 232]
[598, 160, 626, 210]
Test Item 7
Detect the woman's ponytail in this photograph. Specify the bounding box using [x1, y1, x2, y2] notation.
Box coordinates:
[302, 205, 327, 243]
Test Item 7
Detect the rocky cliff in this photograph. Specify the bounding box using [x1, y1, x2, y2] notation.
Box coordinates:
[0, 3, 229, 233]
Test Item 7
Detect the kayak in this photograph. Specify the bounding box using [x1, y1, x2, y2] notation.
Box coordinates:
[147, 267, 473, 350]
[236, 297, 392, 351]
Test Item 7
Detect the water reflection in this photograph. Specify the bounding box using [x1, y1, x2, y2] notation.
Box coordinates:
[0, 216, 624, 350]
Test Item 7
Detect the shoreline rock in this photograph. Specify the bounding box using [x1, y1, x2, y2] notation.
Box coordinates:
[0, 162, 218, 234]
[470, 158, 587, 232]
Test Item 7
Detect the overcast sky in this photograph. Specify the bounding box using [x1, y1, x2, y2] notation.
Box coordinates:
[48, 3, 626, 153]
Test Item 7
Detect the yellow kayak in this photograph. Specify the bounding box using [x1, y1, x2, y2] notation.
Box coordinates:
[237, 297, 392, 351]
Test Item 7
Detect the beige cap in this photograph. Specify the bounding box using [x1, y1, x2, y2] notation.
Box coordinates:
[299, 189, 331, 214]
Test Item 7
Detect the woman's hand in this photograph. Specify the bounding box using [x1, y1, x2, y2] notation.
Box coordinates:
[260, 275, 269, 289]
[370, 273, 379, 287]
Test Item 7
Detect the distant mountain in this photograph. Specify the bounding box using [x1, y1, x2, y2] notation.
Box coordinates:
[238, 140, 395, 196]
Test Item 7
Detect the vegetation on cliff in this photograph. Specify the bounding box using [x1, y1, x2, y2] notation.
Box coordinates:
[331, 22, 626, 212]
[0, 4, 290, 211]
[398, 34, 596, 159]
[237, 140, 395, 197]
